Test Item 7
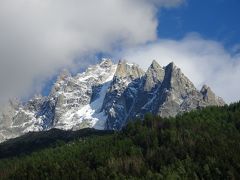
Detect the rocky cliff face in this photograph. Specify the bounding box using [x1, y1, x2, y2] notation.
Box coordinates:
[0, 59, 225, 142]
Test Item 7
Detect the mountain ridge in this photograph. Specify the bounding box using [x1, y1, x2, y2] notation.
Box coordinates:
[0, 59, 225, 142]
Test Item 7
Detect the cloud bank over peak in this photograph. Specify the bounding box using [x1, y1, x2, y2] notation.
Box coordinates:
[1, 0, 239, 104]
[122, 33, 240, 103]
[0, 0, 184, 104]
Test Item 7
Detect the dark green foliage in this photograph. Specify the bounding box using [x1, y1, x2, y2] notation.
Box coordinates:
[0, 102, 240, 179]
[0, 128, 113, 159]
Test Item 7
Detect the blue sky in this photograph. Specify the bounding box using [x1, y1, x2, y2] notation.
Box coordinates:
[121, 0, 240, 103]
[157, 0, 240, 51]
[40, 0, 240, 101]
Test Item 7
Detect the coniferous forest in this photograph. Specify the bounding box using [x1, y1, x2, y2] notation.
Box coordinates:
[0, 102, 240, 179]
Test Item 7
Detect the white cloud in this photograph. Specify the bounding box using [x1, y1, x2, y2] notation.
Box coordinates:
[121, 33, 240, 103]
[0, 0, 183, 104]
[1, 1, 238, 105]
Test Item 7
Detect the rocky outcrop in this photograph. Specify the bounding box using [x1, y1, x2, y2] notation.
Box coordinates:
[103, 60, 144, 130]
[0, 59, 225, 142]
[200, 85, 225, 106]
[143, 60, 165, 92]
[104, 60, 225, 129]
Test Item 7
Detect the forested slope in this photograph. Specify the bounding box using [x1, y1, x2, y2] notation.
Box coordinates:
[0, 102, 240, 179]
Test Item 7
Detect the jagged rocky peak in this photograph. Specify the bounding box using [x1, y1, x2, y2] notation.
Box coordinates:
[164, 61, 178, 73]
[51, 58, 117, 130]
[99, 58, 113, 68]
[164, 61, 196, 91]
[24, 94, 46, 112]
[151, 61, 225, 118]
[102, 60, 145, 130]
[144, 60, 165, 91]
[50, 69, 72, 96]
[151, 59, 161, 69]
[0, 58, 226, 142]
[200, 84, 225, 106]
[85, 58, 113, 74]
[114, 60, 144, 80]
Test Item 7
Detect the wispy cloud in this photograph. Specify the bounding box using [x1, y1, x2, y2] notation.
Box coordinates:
[0, 0, 183, 104]
[121, 33, 240, 103]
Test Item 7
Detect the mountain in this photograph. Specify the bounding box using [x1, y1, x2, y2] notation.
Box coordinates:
[0, 59, 225, 142]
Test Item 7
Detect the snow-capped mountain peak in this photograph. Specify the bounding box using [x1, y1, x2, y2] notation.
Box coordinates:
[0, 59, 225, 142]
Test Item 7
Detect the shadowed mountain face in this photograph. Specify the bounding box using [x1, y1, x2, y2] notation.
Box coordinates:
[0, 59, 225, 142]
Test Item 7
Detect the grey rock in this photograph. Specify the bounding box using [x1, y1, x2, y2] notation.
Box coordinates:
[144, 60, 165, 91]
[0, 59, 225, 142]
[103, 60, 144, 130]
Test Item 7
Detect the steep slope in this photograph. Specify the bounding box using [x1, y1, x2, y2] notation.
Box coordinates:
[0, 59, 117, 142]
[103, 60, 225, 129]
[0, 59, 225, 142]
[1, 102, 240, 179]
[51, 59, 117, 130]
[0, 128, 113, 159]
[102, 60, 145, 130]
[132, 60, 165, 118]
